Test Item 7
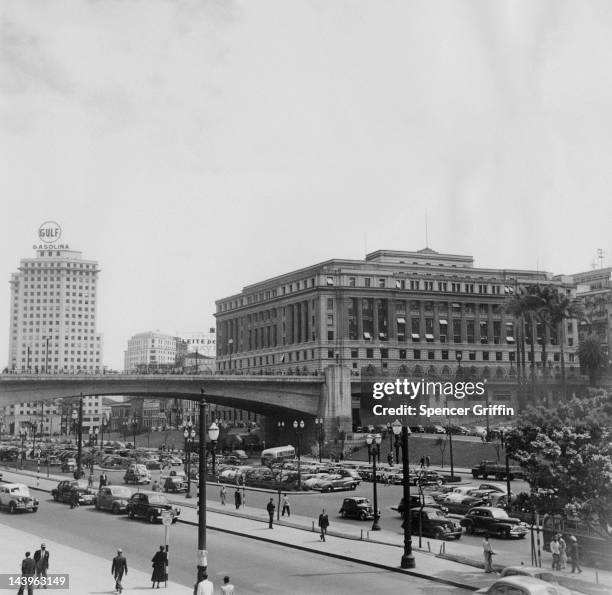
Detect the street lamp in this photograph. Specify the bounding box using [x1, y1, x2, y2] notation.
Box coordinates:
[19, 426, 27, 468]
[277, 421, 285, 446]
[89, 427, 94, 447]
[196, 388, 208, 584]
[314, 418, 324, 462]
[100, 415, 107, 448]
[392, 419, 415, 569]
[208, 422, 219, 478]
[131, 416, 138, 449]
[183, 419, 196, 498]
[228, 339, 234, 373]
[292, 419, 305, 489]
[365, 433, 382, 531]
[385, 421, 395, 466]
[94, 427, 99, 447]
[76, 393, 84, 479]
[71, 410, 78, 446]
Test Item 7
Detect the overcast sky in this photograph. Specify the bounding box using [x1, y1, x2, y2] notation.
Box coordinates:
[1, 0, 611, 370]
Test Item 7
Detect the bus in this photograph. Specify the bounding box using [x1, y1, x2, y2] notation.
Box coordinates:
[261, 445, 296, 466]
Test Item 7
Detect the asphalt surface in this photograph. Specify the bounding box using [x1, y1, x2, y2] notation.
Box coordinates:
[0, 494, 473, 594]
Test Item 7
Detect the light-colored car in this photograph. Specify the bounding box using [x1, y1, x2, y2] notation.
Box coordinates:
[95, 485, 132, 514]
[474, 575, 571, 595]
[0, 483, 39, 513]
[500, 566, 570, 593]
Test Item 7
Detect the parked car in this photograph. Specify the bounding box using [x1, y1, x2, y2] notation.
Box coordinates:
[394, 495, 447, 514]
[474, 576, 571, 595]
[94, 486, 132, 514]
[441, 495, 488, 515]
[460, 507, 528, 538]
[61, 458, 77, 472]
[409, 425, 425, 433]
[500, 566, 569, 591]
[310, 474, 359, 492]
[123, 464, 151, 485]
[414, 470, 446, 486]
[163, 477, 188, 493]
[0, 483, 39, 513]
[339, 497, 378, 520]
[126, 493, 180, 524]
[426, 424, 446, 434]
[405, 507, 462, 540]
[51, 479, 96, 505]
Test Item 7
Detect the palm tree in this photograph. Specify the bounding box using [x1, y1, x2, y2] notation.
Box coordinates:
[577, 334, 607, 386]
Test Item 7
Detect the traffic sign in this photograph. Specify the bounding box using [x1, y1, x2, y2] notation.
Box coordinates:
[161, 512, 173, 526]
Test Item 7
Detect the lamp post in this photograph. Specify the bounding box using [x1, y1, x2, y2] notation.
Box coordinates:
[100, 415, 107, 448]
[131, 416, 138, 449]
[76, 393, 83, 479]
[183, 419, 195, 498]
[71, 410, 78, 446]
[208, 422, 219, 477]
[228, 339, 234, 373]
[292, 419, 305, 489]
[386, 421, 395, 466]
[277, 421, 285, 446]
[314, 418, 324, 462]
[392, 419, 415, 568]
[365, 434, 382, 531]
[20, 426, 27, 469]
[94, 427, 99, 447]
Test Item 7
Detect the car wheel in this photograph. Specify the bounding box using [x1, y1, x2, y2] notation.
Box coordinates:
[464, 523, 474, 535]
[32, 507, 38, 513]
[359, 511, 367, 521]
[148, 512, 156, 524]
[128, 509, 135, 519]
[433, 528, 445, 540]
[340, 510, 346, 518]
[482, 474, 488, 479]
[472, 473, 478, 479]
[53, 494, 58, 502]
[323, 486, 331, 493]
[501, 528, 510, 539]
[112, 504, 120, 515]
[351, 484, 357, 490]
[172, 518, 178, 524]
[9, 502, 16, 514]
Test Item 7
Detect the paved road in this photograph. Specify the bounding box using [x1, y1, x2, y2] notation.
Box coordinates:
[0, 492, 473, 594]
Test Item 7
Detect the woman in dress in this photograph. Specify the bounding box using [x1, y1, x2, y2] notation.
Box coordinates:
[151, 545, 167, 589]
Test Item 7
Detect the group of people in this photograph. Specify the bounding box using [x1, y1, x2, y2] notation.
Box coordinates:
[195, 574, 236, 594]
[111, 545, 170, 593]
[550, 533, 582, 574]
[16, 544, 49, 595]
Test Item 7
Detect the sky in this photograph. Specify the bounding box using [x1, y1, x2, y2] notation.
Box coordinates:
[1, 0, 611, 370]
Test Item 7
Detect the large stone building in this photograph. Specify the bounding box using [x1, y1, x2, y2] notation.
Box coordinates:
[123, 331, 186, 372]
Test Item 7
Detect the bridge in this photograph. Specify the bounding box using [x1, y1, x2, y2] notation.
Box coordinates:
[0, 366, 353, 441]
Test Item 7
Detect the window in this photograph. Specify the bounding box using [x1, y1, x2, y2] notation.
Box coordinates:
[424, 281, 434, 291]
[327, 298, 334, 309]
[327, 314, 334, 325]
[482, 351, 489, 361]
[326, 276, 334, 286]
[410, 280, 419, 290]
[364, 278, 371, 288]
[348, 277, 356, 287]
[441, 350, 449, 360]
[428, 351, 435, 360]
[453, 320, 462, 343]
[466, 320, 475, 343]
[366, 348, 374, 359]
[351, 349, 358, 358]
[327, 331, 334, 341]
[413, 349, 421, 360]
[380, 348, 388, 358]
[399, 349, 407, 359]
[327, 350, 335, 359]
[378, 278, 385, 288]
[469, 351, 476, 361]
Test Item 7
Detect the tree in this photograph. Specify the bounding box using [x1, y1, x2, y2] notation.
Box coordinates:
[434, 436, 447, 468]
[578, 335, 607, 386]
[505, 390, 612, 523]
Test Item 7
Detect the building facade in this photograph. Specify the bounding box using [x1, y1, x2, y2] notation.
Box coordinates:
[214, 248, 581, 379]
[8, 230, 103, 373]
[123, 331, 184, 372]
[179, 329, 216, 358]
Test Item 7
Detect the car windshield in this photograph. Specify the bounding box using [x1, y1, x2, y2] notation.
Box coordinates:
[427, 510, 447, 519]
[110, 487, 131, 497]
[149, 495, 169, 505]
[9, 486, 29, 495]
[74, 480, 89, 489]
[490, 509, 510, 519]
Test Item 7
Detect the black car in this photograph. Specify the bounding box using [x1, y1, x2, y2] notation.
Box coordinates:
[405, 507, 462, 540]
[51, 479, 96, 505]
[394, 494, 447, 514]
[339, 497, 378, 520]
[126, 493, 180, 524]
[460, 507, 528, 538]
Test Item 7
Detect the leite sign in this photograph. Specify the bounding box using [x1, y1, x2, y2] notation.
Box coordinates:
[33, 221, 69, 250]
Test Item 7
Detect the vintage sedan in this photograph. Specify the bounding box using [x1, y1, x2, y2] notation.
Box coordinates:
[0, 483, 39, 513]
[94, 486, 132, 514]
[405, 507, 462, 540]
[461, 506, 528, 539]
[474, 576, 571, 595]
[339, 497, 378, 520]
[126, 493, 180, 524]
[309, 474, 359, 492]
[51, 479, 96, 505]
[163, 476, 188, 493]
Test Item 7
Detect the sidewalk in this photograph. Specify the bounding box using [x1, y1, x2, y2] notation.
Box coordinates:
[2, 465, 611, 595]
[0, 524, 187, 594]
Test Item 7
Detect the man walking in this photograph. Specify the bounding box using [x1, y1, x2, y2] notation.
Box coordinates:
[550, 535, 560, 570]
[195, 572, 214, 595]
[221, 575, 235, 594]
[34, 543, 50, 586]
[220, 484, 227, 506]
[111, 548, 128, 594]
[17, 552, 36, 595]
[234, 488, 242, 510]
[569, 536, 582, 574]
[483, 534, 494, 573]
[558, 533, 567, 570]
[318, 509, 329, 542]
[266, 497, 275, 528]
[281, 494, 290, 517]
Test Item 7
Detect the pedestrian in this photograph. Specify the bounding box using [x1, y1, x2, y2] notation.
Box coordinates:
[150, 545, 167, 589]
[70, 489, 80, 509]
[558, 533, 567, 570]
[281, 494, 290, 517]
[234, 488, 242, 510]
[17, 551, 36, 595]
[569, 536, 582, 574]
[220, 484, 227, 506]
[151, 480, 159, 492]
[88, 473, 94, 488]
[266, 497, 275, 528]
[425, 455, 430, 468]
[419, 456, 425, 468]
[99, 472, 108, 489]
[318, 509, 330, 541]
[111, 548, 128, 594]
[387, 452, 393, 467]
[195, 572, 214, 595]
[550, 535, 560, 570]
[483, 534, 495, 573]
[34, 543, 50, 585]
[221, 575, 235, 594]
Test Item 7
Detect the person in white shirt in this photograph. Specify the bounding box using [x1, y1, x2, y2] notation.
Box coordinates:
[221, 575, 235, 594]
[195, 573, 214, 595]
[550, 536, 561, 570]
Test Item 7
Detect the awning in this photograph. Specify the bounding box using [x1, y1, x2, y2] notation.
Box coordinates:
[395, 280, 402, 288]
[425, 334, 434, 340]
[397, 317, 406, 324]
[379, 333, 388, 340]
[505, 322, 514, 327]
[326, 277, 334, 286]
[439, 319, 448, 325]
[480, 321, 488, 326]
[452, 303, 461, 308]
[506, 336, 515, 343]
[411, 333, 420, 340]
[363, 332, 372, 340]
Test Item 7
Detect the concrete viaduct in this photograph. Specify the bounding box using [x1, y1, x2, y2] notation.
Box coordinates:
[0, 366, 353, 442]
